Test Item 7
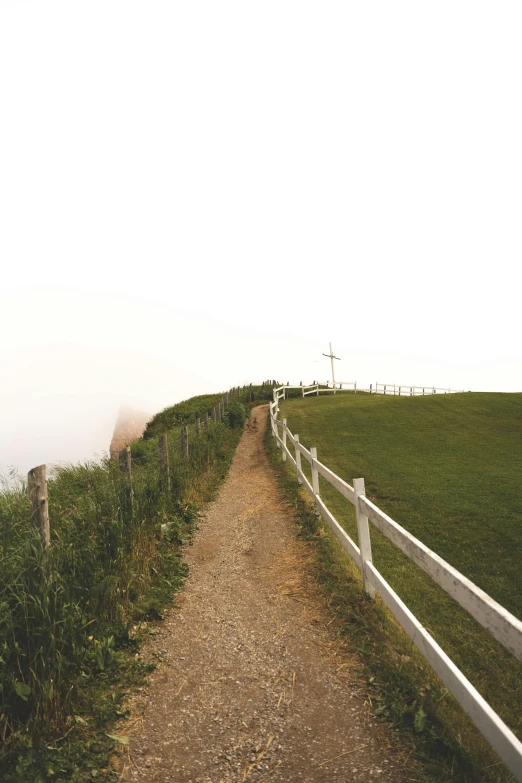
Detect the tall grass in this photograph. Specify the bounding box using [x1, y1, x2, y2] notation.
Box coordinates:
[0, 389, 259, 781]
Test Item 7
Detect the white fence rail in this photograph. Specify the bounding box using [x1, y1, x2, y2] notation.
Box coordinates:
[272, 382, 465, 400]
[269, 400, 522, 780]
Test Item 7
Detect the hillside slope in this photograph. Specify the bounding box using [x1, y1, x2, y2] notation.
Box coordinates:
[276, 391, 522, 778]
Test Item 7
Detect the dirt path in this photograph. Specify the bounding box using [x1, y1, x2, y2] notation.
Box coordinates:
[121, 405, 404, 782]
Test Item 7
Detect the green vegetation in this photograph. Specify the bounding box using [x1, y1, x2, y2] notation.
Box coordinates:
[0, 390, 252, 782]
[272, 391, 522, 782]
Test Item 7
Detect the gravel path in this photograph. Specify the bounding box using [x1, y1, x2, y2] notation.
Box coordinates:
[121, 405, 405, 782]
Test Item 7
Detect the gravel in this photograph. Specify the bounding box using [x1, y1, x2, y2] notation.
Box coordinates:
[120, 405, 405, 782]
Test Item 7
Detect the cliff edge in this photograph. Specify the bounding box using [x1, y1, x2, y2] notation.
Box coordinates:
[110, 406, 151, 459]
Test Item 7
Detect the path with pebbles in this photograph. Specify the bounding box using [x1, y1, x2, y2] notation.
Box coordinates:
[121, 405, 405, 782]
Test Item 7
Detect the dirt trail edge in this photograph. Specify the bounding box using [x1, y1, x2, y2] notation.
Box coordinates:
[121, 405, 405, 783]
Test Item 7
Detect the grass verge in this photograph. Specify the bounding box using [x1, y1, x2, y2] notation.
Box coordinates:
[0, 392, 252, 782]
[266, 393, 521, 783]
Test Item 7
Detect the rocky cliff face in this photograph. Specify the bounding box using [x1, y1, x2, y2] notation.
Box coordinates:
[110, 406, 151, 459]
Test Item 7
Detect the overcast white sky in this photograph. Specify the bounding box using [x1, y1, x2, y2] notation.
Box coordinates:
[1, 1, 521, 475]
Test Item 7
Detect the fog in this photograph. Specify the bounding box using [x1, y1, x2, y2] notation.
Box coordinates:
[1, 2, 521, 476]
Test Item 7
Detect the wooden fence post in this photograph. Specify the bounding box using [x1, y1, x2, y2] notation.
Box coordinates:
[196, 418, 201, 436]
[282, 418, 287, 462]
[181, 426, 189, 459]
[353, 477, 375, 598]
[204, 411, 209, 429]
[119, 446, 134, 517]
[295, 434, 302, 484]
[310, 447, 320, 517]
[212, 406, 217, 423]
[28, 464, 50, 548]
[158, 434, 170, 493]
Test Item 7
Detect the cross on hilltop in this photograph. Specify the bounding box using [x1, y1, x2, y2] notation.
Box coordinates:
[322, 342, 340, 393]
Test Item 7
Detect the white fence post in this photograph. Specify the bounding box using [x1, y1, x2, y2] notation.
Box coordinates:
[310, 447, 320, 517]
[353, 477, 375, 598]
[282, 418, 287, 462]
[295, 434, 302, 484]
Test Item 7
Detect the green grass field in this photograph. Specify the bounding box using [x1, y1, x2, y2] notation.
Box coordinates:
[277, 391, 522, 780]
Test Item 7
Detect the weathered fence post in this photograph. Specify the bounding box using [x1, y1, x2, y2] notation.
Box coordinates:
[181, 426, 189, 459]
[282, 418, 287, 462]
[28, 465, 50, 548]
[295, 434, 302, 484]
[353, 477, 375, 598]
[158, 434, 170, 493]
[310, 447, 320, 517]
[204, 411, 209, 429]
[119, 446, 134, 517]
[196, 418, 201, 436]
[370, 384, 372, 394]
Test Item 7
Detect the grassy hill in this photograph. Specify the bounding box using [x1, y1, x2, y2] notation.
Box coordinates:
[275, 391, 522, 781]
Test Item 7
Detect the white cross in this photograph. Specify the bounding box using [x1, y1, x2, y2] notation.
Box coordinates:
[322, 342, 340, 393]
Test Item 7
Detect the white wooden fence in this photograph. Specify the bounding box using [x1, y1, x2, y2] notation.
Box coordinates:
[274, 382, 465, 399]
[269, 393, 522, 780]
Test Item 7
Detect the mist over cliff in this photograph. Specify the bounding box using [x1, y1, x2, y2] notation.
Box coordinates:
[109, 406, 151, 459]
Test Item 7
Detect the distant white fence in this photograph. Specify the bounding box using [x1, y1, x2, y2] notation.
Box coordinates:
[269, 394, 522, 780]
[273, 381, 465, 399]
